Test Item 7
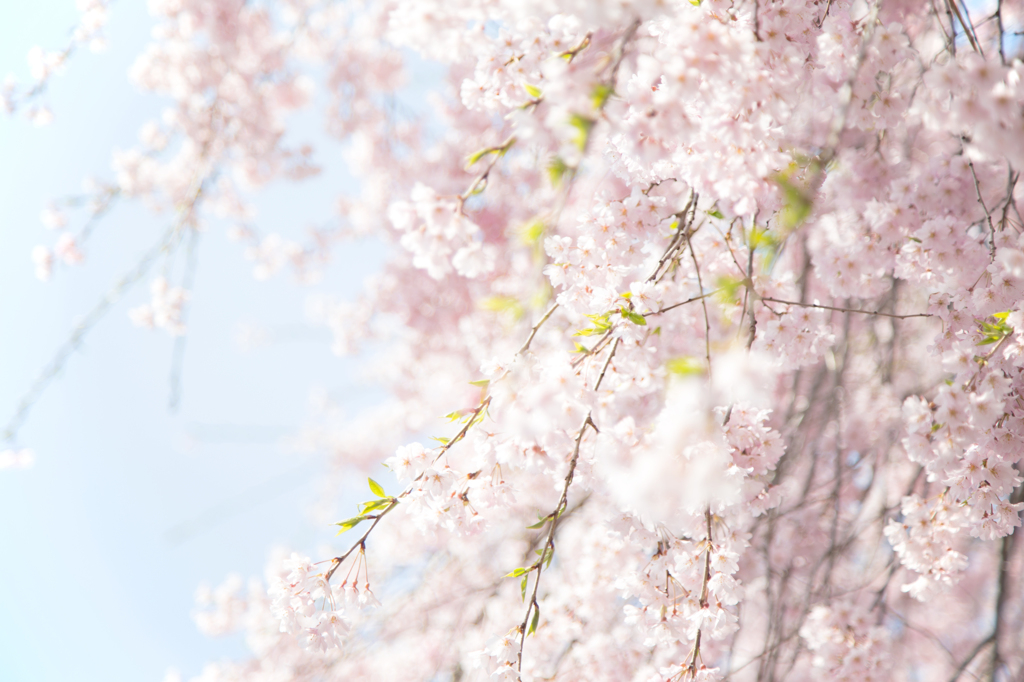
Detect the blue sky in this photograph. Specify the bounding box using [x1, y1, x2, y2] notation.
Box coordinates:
[0, 3, 382, 680]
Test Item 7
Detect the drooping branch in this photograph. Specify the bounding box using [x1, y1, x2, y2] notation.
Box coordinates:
[516, 411, 597, 672]
[760, 296, 932, 320]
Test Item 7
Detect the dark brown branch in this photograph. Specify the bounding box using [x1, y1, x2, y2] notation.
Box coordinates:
[946, 0, 983, 54]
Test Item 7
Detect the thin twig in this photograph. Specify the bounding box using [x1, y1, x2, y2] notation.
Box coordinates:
[687, 228, 713, 378]
[761, 296, 932, 319]
[967, 156, 997, 257]
[995, 0, 1006, 64]
[2, 182, 204, 443]
[516, 412, 597, 672]
[169, 226, 202, 411]
[648, 191, 696, 283]
[327, 396, 492, 581]
[946, 0, 983, 54]
[594, 338, 620, 391]
[518, 303, 559, 356]
[947, 633, 996, 682]
[684, 507, 715, 678]
[644, 291, 718, 317]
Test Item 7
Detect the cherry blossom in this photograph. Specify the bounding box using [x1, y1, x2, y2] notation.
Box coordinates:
[8, 0, 1024, 680]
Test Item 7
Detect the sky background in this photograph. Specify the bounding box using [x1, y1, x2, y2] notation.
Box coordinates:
[0, 3, 385, 680]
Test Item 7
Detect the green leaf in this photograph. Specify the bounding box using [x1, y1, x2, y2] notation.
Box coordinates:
[521, 575, 528, 601]
[526, 517, 549, 529]
[620, 307, 647, 326]
[466, 148, 490, 166]
[749, 225, 779, 251]
[529, 606, 540, 634]
[573, 313, 612, 337]
[469, 379, 491, 388]
[506, 567, 528, 578]
[715, 275, 744, 305]
[360, 498, 391, 513]
[368, 477, 385, 498]
[432, 436, 451, 445]
[524, 83, 542, 99]
[466, 138, 516, 167]
[591, 83, 613, 109]
[773, 173, 813, 231]
[707, 209, 724, 219]
[335, 514, 368, 534]
[666, 356, 705, 377]
[547, 156, 571, 186]
[480, 295, 524, 320]
[572, 342, 590, 354]
[568, 113, 596, 151]
[517, 218, 546, 246]
[976, 314, 1012, 345]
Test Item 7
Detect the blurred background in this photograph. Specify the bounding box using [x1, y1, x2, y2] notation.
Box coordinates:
[0, 2, 382, 680]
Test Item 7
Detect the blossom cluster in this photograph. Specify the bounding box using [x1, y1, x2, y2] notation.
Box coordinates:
[2, 0, 109, 124]
[11, 0, 1024, 680]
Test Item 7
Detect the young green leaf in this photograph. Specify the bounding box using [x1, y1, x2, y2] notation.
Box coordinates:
[368, 477, 385, 498]
[480, 295, 524, 320]
[620, 307, 647, 326]
[360, 498, 391, 513]
[506, 567, 528, 578]
[335, 514, 368, 534]
[591, 83, 613, 109]
[568, 113, 595, 151]
[573, 313, 612, 337]
[547, 156, 571, 186]
[466, 148, 491, 166]
[749, 225, 779, 250]
[517, 218, 546, 246]
[773, 173, 813, 230]
[715, 275, 744, 305]
[529, 606, 540, 634]
[666, 356, 704, 377]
